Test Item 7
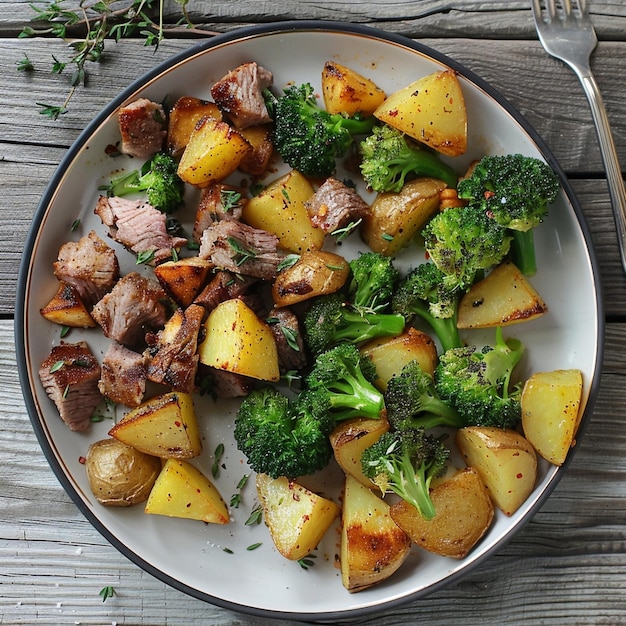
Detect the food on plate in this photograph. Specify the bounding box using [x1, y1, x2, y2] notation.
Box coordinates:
[521, 369, 584, 465]
[272, 249, 350, 307]
[341, 474, 411, 592]
[455, 426, 538, 516]
[390, 467, 494, 558]
[108, 391, 202, 459]
[360, 328, 438, 390]
[85, 438, 161, 507]
[36, 56, 574, 594]
[241, 169, 324, 253]
[197, 297, 280, 382]
[321, 60, 387, 116]
[145, 458, 229, 524]
[118, 97, 167, 159]
[256, 473, 339, 560]
[457, 153, 560, 276]
[457, 261, 548, 329]
[373, 69, 467, 157]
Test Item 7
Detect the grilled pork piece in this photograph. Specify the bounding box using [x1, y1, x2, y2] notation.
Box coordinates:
[91, 272, 167, 347]
[192, 183, 247, 244]
[203, 366, 257, 399]
[267, 306, 308, 372]
[305, 177, 370, 234]
[210, 62, 273, 129]
[95, 195, 187, 265]
[199, 220, 283, 280]
[146, 304, 204, 393]
[98, 341, 148, 408]
[193, 270, 258, 313]
[118, 98, 167, 159]
[53, 230, 119, 306]
[39, 341, 101, 432]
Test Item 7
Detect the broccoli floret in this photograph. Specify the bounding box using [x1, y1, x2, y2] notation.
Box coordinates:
[348, 251, 400, 313]
[422, 205, 511, 291]
[456, 154, 560, 275]
[434, 327, 525, 429]
[385, 360, 463, 431]
[105, 152, 184, 213]
[361, 427, 450, 520]
[305, 343, 384, 421]
[392, 262, 462, 352]
[359, 124, 459, 193]
[233, 387, 335, 479]
[303, 293, 406, 355]
[265, 83, 375, 178]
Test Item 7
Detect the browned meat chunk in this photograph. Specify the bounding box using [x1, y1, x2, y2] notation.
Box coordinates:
[146, 304, 204, 393]
[39, 341, 101, 432]
[118, 98, 167, 159]
[199, 220, 283, 280]
[192, 183, 247, 245]
[91, 272, 167, 347]
[202, 366, 257, 399]
[53, 230, 119, 306]
[211, 62, 273, 129]
[98, 342, 148, 408]
[267, 307, 308, 372]
[305, 177, 370, 234]
[194, 270, 258, 313]
[95, 195, 187, 265]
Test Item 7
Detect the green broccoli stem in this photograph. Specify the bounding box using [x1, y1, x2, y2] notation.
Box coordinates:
[509, 229, 537, 276]
[335, 310, 406, 345]
[409, 397, 465, 430]
[394, 452, 436, 520]
[327, 385, 384, 420]
[390, 149, 459, 190]
[412, 308, 461, 353]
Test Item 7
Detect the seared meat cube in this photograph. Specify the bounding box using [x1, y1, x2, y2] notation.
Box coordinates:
[118, 98, 167, 159]
[201, 366, 257, 399]
[39, 341, 101, 432]
[53, 230, 119, 306]
[98, 341, 148, 408]
[146, 304, 205, 394]
[193, 270, 258, 313]
[192, 183, 247, 245]
[91, 272, 167, 347]
[95, 195, 187, 265]
[210, 62, 273, 129]
[199, 220, 283, 280]
[267, 306, 308, 372]
[305, 177, 370, 234]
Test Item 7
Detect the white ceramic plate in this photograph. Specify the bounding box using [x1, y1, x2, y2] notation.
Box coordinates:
[16, 22, 604, 620]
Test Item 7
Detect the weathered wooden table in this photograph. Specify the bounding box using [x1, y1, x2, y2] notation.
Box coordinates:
[1, 1, 625, 624]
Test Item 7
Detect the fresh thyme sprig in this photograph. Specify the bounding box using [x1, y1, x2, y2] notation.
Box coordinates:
[18, 0, 216, 119]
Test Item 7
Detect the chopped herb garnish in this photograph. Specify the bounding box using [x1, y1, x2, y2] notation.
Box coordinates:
[99, 585, 116, 602]
[382, 233, 394, 241]
[227, 237, 257, 266]
[223, 547, 234, 554]
[16, 54, 34, 72]
[331, 218, 362, 242]
[49, 360, 65, 373]
[70, 218, 81, 232]
[245, 505, 263, 526]
[212, 443, 225, 478]
[280, 325, 300, 351]
[59, 325, 70, 339]
[220, 189, 242, 212]
[298, 554, 317, 570]
[277, 254, 300, 272]
[246, 542, 262, 551]
[136, 249, 155, 265]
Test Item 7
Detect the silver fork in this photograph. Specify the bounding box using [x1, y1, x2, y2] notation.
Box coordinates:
[532, 0, 626, 273]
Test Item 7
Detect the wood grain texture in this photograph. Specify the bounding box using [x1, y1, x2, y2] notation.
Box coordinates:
[2, 1, 626, 623]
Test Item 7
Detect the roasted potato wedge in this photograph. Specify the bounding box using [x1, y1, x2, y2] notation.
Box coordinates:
[457, 262, 548, 329]
[361, 177, 447, 256]
[177, 116, 252, 188]
[456, 426, 538, 516]
[256, 473, 340, 561]
[197, 298, 280, 382]
[145, 458, 229, 524]
[521, 369, 584, 466]
[341, 474, 412, 592]
[40, 282, 96, 328]
[153, 257, 214, 308]
[374, 69, 467, 156]
[167, 96, 222, 157]
[330, 415, 390, 488]
[109, 391, 202, 459]
[242, 170, 324, 253]
[321, 60, 386, 116]
[390, 467, 494, 558]
[272, 250, 350, 307]
[360, 328, 438, 391]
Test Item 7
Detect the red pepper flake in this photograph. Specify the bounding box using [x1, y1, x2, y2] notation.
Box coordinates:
[516, 473, 523, 479]
[78, 456, 86, 464]
[174, 421, 181, 427]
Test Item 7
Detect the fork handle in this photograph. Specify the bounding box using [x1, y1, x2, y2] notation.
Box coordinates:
[578, 70, 626, 273]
